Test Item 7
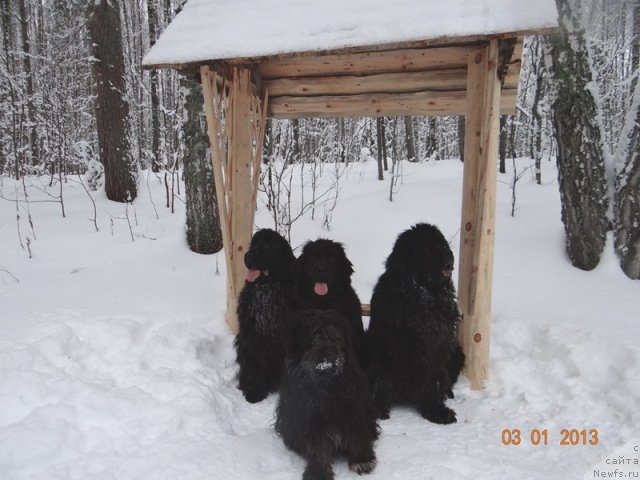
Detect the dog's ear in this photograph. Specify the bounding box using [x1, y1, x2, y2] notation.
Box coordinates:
[386, 231, 418, 271]
[339, 246, 354, 277]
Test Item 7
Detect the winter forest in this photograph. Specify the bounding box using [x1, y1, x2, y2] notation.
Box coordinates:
[1, 1, 640, 479]
[0, 0, 638, 278]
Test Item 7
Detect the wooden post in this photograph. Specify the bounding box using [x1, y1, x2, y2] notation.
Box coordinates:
[457, 40, 501, 390]
[201, 65, 268, 333]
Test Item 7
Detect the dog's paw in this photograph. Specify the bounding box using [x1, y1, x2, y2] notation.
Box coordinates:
[422, 405, 457, 425]
[242, 387, 268, 404]
[303, 463, 334, 480]
[349, 458, 377, 475]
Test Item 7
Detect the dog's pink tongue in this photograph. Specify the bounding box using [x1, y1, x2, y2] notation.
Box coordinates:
[314, 282, 329, 296]
[246, 269, 261, 282]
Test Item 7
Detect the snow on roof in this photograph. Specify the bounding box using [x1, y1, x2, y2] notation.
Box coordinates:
[142, 0, 558, 67]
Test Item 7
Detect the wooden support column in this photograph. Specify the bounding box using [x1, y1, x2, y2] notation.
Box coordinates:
[201, 64, 268, 333]
[457, 40, 501, 390]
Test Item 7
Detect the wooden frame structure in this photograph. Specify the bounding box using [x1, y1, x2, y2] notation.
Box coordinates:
[145, 16, 555, 389]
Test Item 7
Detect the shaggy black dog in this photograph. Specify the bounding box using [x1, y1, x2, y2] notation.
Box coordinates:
[367, 223, 465, 424]
[276, 309, 379, 480]
[294, 239, 366, 364]
[235, 228, 296, 403]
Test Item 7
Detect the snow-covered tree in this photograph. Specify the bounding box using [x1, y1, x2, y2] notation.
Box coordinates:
[88, 0, 137, 202]
[544, 0, 609, 270]
[182, 75, 222, 254]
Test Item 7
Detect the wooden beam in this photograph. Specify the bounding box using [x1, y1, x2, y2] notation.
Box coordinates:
[265, 69, 467, 97]
[266, 67, 520, 98]
[259, 45, 471, 79]
[268, 89, 516, 119]
[457, 41, 502, 390]
[229, 68, 255, 334]
[502, 38, 523, 89]
[200, 65, 267, 334]
[264, 37, 522, 98]
[201, 66, 236, 331]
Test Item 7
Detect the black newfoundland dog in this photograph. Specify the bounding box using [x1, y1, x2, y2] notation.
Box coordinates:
[234, 228, 296, 403]
[294, 239, 366, 364]
[276, 309, 379, 480]
[367, 223, 465, 424]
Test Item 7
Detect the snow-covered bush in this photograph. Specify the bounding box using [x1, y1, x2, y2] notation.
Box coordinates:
[74, 141, 103, 191]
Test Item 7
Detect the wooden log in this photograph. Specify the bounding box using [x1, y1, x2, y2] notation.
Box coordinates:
[457, 41, 501, 390]
[361, 304, 371, 317]
[268, 89, 516, 119]
[264, 36, 523, 98]
[259, 45, 471, 79]
[200, 65, 266, 334]
[227, 67, 255, 334]
[201, 66, 236, 329]
[265, 69, 468, 97]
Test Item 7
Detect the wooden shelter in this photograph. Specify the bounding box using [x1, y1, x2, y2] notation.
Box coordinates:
[143, 0, 558, 389]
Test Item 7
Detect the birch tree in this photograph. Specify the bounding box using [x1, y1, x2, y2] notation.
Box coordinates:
[544, 0, 608, 270]
[613, 0, 640, 278]
[182, 75, 222, 254]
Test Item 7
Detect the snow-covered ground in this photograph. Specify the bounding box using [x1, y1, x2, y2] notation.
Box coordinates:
[1, 158, 638, 480]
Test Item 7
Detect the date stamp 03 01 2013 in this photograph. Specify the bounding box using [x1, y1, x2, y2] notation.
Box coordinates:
[501, 428, 599, 446]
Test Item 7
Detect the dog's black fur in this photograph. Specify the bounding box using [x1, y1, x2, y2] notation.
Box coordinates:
[367, 223, 464, 424]
[294, 239, 366, 365]
[276, 309, 379, 480]
[235, 228, 296, 403]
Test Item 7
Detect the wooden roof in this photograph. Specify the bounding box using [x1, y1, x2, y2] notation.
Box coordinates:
[142, 0, 557, 119]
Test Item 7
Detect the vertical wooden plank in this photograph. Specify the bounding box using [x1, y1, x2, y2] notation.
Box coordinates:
[228, 67, 255, 334]
[201, 66, 236, 331]
[200, 65, 267, 334]
[457, 40, 501, 390]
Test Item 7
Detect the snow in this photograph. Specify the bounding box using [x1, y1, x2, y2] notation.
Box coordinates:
[1, 157, 639, 479]
[142, 0, 558, 67]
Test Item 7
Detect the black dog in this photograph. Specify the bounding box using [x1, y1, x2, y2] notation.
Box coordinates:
[235, 228, 296, 403]
[367, 223, 464, 424]
[276, 309, 379, 480]
[294, 239, 366, 365]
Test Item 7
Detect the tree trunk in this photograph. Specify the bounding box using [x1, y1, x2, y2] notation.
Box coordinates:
[425, 117, 437, 160]
[376, 117, 384, 180]
[2, 0, 20, 179]
[403, 116, 417, 162]
[530, 37, 545, 185]
[183, 76, 223, 254]
[264, 119, 273, 162]
[615, 121, 640, 278]
[292, 118, 300, 163]
[147, 0, 161, 172]
[613, 1, 640, 279]
[457, 115, 465, 162]
[544, 0, 608, 271]
[18, 0, 38, 165]
[88, 0, 137, 202]
[499, 115, 507, 174]
[381, 118, 388, 170]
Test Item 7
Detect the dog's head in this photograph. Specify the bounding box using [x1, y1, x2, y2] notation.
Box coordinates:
[287, 311, 349, 377]
[296, 239, 354, 304]
[244, 229, 296, 283]
[386, 223, 454, 287]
